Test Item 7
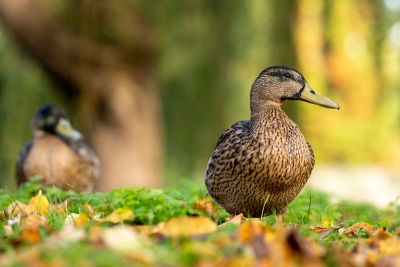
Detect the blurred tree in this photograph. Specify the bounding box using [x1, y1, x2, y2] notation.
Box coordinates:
[0, 0, 162, 190]
[0, 0, 398, 190]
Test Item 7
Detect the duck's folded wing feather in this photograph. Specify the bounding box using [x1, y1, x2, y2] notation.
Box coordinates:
[205, 120, 257, 188]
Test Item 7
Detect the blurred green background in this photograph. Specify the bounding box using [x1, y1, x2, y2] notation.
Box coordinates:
[0, 0, 399, 192]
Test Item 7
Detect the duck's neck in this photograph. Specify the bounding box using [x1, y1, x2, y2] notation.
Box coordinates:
[250, 104, 289, 132]
[250, 99, 282, 115]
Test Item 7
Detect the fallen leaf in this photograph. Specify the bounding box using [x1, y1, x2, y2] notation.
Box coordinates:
[55, 224, 85, 242]
[238, 220, 266, 243]
[340, 222, 375, 237]
[132, 225, 155, 235]
[82, 204, 95, 218]
[20, 227, 41, 243]
[229, 214, 246, 224]
[155, 216, 217, 237]
[373, 227, 392, 240]
[49, 201, 68, 214]
[65, 213, 89, 226]
[285, 228, 325, 260]
[25, 214, 47, 228]
[4, 201, 27, 219]
[312, 225, 339, 238]
[26, 191, 49, 216]
[75, 213, 89, 226]
[192, 196, 216, 216]
[99, 208, 133, 223]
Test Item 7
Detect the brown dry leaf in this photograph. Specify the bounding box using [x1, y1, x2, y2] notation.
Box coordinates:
[155, 216, 217, 237]
[229, 214, 246, 225]
[192, 196, 217, 216]
[55, 224, 86, 242]
[236, 221, 325, 266]
[88, 225, 104, 244]
[373, 227, 393, 240]
[285, 228, 325, 260]
[99, 208, 133, 224]
[340, 222, 375, 237]
[4, 201, 27, 219]
[49, 201, 68, 214]
[218, 214, 245, 229]
[132, 225, 155, 235]
[344, 227, 400, 266]
[26, 191, 49, 216]
[82, 204, 95, 218]
[25, 214, 47, 228]
[312, 224, 339, 238]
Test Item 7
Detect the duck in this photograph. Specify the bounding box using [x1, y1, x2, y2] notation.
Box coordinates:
[205, 66, 339, 221]
[16, 104, 100, 192]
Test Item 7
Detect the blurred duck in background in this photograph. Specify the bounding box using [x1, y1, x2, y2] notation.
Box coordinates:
[16, 104, 100, 192]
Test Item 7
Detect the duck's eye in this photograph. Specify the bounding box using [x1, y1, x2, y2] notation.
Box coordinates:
[284, 73, 291, 79]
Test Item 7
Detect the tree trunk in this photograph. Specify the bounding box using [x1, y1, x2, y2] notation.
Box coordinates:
[0, 0, 162, 190]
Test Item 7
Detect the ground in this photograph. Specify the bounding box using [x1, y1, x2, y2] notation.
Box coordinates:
[1, 178, 400, 266]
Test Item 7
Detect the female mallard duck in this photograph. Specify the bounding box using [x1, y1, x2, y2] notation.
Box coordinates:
[205, 66, 339, 220]
[16, 104, 100, 192]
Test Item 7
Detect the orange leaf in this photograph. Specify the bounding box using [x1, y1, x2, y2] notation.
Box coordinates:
[192, 196, 216, 216]
[373, 227, 392, 240]
[75, 213, 89, 226]
[238, 220, 267, 243]
[20, 227, 41, 243]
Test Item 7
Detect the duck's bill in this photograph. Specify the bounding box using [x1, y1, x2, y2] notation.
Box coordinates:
[56, 118, 83, 140]
[299, 83, 340, 109]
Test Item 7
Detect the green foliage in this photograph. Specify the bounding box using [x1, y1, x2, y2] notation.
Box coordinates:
[2, 180, 400, 266]
[286, 189, 341, 226]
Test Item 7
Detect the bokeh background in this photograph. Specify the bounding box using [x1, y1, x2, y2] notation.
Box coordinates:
[0, 0, 399, 203]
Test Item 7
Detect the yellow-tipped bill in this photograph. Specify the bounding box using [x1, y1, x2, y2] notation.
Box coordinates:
[56, 118, 83, 140]
[300, 83, 340, 109]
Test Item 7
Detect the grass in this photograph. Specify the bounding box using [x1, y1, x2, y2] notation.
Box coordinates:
[0, 178, 399, 266]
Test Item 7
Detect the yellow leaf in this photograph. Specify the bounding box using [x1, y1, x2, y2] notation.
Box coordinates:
[155, 216, 217, 237]
[26, 191, 49, 216]
[100, 208, 133, 224]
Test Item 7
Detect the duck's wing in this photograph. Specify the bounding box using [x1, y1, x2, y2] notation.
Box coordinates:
[15, 142, 33, 185]
[70, 140, 101, 181]
[205, 120, 256, 198]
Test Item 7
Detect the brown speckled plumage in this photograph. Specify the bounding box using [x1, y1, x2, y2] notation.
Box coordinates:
[205, 66, 339, 217]
[16, 104, 100, 192]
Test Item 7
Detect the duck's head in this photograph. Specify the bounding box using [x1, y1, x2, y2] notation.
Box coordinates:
[32, 104, 83, 141]
[250, 66, 339, 114]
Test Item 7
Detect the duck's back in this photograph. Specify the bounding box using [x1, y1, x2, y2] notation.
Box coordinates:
[16, 135, 99, 192]
[205, 108, 314, 217]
